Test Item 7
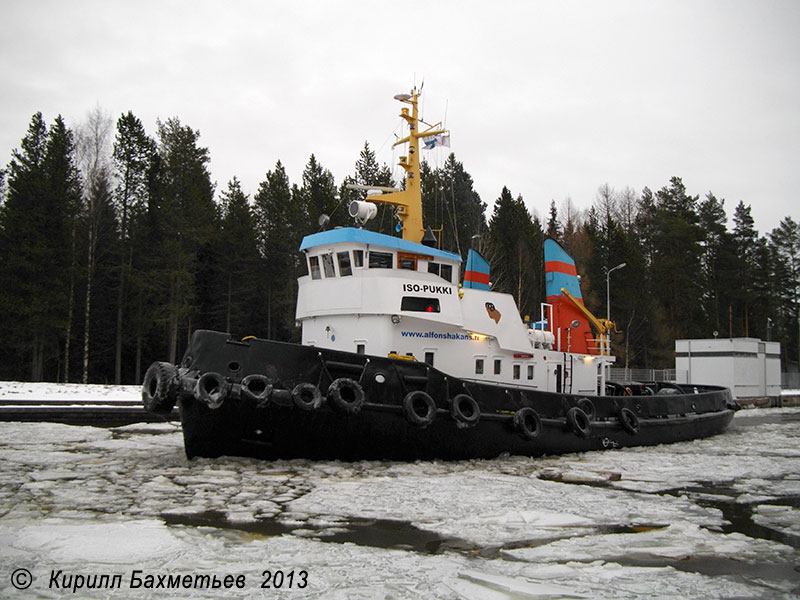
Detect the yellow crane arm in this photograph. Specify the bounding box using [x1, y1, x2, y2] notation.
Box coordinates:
[559, 288, 619, 335]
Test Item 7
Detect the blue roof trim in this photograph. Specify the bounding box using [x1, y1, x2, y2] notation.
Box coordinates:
[299, 228, 462, 262]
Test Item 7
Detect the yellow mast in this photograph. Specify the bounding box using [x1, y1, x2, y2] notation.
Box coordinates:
[365, 89, 447, 244]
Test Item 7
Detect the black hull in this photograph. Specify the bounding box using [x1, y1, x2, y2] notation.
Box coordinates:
[148, 330, 737, 461]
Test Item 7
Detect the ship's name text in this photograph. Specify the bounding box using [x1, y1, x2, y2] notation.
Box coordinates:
[402, 283, 453, 295]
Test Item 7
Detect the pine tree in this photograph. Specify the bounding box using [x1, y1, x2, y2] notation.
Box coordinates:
[0, 114, 48, 379]
[353, 141, 396, 235]
[298, 154, 339, 231]
[420, 154, 486, 256]
[112, 111, 157, 383]
[697, 192, 730, 335]
[546, 200, 560, 240]
[0, 114, 82, 380]
[484, 187, 543, 318]
[126, 152, 168, 383]
[155, 117, 217, 363]
[731, 201, 760, 336]
[650, 177, 704, 340]
[770, 217, 800, 368]
[253, 161, 305, 341]
[216, 178, 264, 335]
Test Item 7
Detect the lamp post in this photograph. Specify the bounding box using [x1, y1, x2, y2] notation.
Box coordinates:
[606, 262, 627, 321]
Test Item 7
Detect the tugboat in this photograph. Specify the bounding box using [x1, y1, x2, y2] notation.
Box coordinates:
[142, 88, 738, 460]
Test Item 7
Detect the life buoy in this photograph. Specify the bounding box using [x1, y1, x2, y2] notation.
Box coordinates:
[450, 394, 480, 427]
[240, 374, 272, 407]
[142, 361, 179, 414]
[566, 406, 591, 438]
[619, 407, 640, 434]
[327, 378, 365, 414]
[403, 390, 437, 428]
[513, 407, 542, 440]
[195, 371, 228, 409]
[576, 398, 595, 420]
[292, 382, 323, 411]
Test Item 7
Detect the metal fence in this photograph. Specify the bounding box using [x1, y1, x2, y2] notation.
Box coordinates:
[609, 368, 800, 390]
[608, 368, 677, 382]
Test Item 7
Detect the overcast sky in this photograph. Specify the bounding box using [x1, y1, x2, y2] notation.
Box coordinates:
[2, 0, 798, 235]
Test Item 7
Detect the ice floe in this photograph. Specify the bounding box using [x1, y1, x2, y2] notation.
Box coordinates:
[0, 404, 798, 598]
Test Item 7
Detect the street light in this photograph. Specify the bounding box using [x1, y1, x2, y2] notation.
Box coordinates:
[606, 262, 627, 321]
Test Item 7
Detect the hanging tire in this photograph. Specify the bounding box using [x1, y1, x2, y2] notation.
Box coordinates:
[403, 390, 437, 428]
[450, 394, 480, 427]
[619, 407, 640, 434]
[292, 382, 323, 411]
[576, 398, 595, 420]
[513, 407, 542, 440]
[240, 374, 272, 407]
[327, 378, 365, 415]
[566, 406, 591, 438]
[142, 361, 179, 414]
[195, 372, 229, 409]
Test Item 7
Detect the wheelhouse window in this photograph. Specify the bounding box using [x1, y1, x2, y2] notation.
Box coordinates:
[424, 352, 434, 366]
[353, 249, 364, 268]
[322, 253, 336, 278]
[494, 359, 502, 375]
[368, 251, 393, 269]
[428, 261, 453, 282]
[475, 358, 484, 374]
[513, 364, 521, 380]
[337, 251, 352, 276]
[401, 297, 440, 313]
[309, 256, 321, 280]
[527, 365, 534, 380]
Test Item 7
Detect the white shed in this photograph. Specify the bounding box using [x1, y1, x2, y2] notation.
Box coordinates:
[675, 338, 781, 400]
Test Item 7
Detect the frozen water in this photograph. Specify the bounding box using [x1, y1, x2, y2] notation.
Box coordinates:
[0, 396, 798, 598]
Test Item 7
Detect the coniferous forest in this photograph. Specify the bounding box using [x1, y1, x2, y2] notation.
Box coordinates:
[0, 110, 798, 384]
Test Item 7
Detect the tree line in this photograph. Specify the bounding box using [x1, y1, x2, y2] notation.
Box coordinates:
[0, 110, 797, 384]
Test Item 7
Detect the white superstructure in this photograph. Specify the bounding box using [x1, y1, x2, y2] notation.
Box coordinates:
[296, 227, 611, 395]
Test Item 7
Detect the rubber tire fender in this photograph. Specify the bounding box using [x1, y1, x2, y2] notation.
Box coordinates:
[195, 372, 229, 409]
[566, 406, 591, 438]
[576, 397, 596, 420]
[450, 394, 480, 427]
[292, 382, 323, 411]
[240, 374, 273, 407]
[619, 407, 640, 434]
[513, 407, 542, 440]
[327, 378, 366, 415]
[403, 390, 437, 428]
[142, 361, 179, 414]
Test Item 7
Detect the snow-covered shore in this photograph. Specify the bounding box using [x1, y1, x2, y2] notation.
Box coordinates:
[0, 381, 140, 403]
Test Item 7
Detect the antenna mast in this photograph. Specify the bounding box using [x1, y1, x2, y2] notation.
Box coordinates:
[363, 88, 447, 244]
